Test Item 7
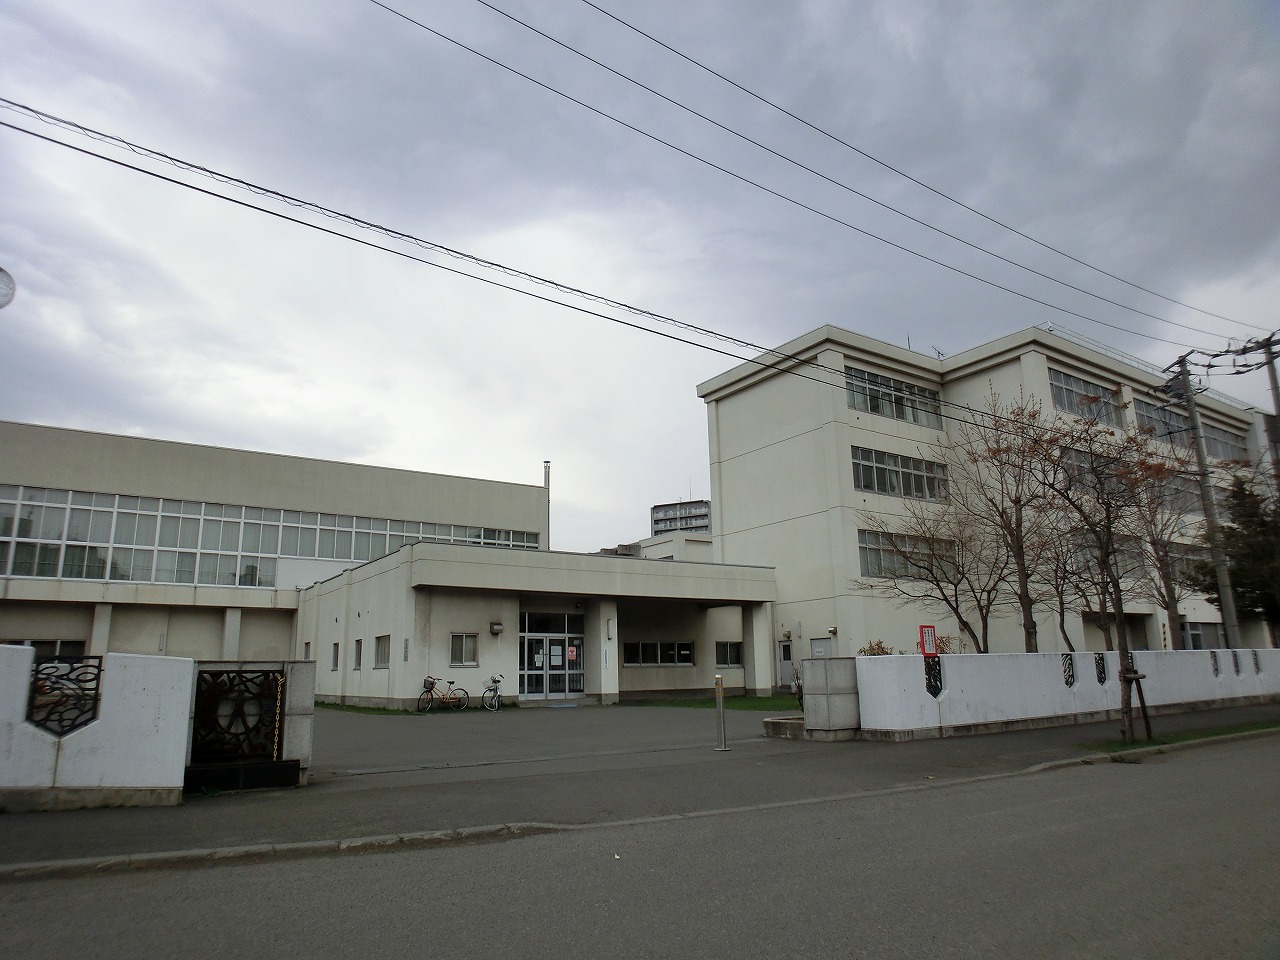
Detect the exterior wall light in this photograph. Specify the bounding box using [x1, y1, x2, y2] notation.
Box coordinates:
[490, 622, 504, 636]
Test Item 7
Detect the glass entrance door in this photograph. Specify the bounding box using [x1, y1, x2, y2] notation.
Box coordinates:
[520, 635, 585, 700]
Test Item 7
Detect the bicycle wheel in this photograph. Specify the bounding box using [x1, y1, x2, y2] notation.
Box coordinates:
[448, 688, 470, 710]
[417, 690, 434, 712]
[482, 688, 501, 712]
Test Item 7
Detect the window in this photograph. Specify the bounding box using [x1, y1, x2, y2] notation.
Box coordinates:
[845, 367, 943, 429]
[451, 633, 478, 666]
[2, 638, 86, 658]
[0, 483, 543, 584]
[353, 638, 362, 670]
[1181, 622, 1223, 650]
[715, 642, 743, 667]
[1049, 369, 1120, 425]
[374, 635, 391, 669]
[1134, 399, 1192, 448]
[858, 529, 955, 579]
[622, 641, 695, 666]
[852, 447, 947, 500]
[331, 643, 340, 671]
[1202, 425, 1248, 462]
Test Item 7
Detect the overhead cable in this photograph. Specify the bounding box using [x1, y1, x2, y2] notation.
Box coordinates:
[576, 0, 1266, 334]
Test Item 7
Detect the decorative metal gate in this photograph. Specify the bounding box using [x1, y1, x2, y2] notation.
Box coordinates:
[190, 669, 286, 763]
[27, 656, 103, 737]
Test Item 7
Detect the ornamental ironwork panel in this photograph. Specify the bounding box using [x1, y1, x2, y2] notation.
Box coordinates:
[1231, 650, 1241, 675]
[1210, 651, 1220, 677]
[1094, 653, 1106, 685]
[28, 657, 103, 737]
[191, 670, 285, 763]
[1254, 650, 1262, 675]
[924, 657, 942, 699]
[1061, 653, 1076, 688]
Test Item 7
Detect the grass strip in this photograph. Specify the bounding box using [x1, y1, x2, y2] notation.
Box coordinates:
[1080, 718, 1280, 753]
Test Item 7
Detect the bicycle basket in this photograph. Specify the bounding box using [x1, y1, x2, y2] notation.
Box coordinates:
[423, 677, 437, 691]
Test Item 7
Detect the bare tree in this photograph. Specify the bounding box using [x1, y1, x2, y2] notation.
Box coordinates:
[854, 497, 1012, 654]
[1039, 409, 1160, 743]
[944, 391, 1063, 652]
[1122, 444, 1203, 649]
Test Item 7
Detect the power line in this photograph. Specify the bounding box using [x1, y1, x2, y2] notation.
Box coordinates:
[361, 0, 1215, 352]
[4, 100, 1236, 439]
[0, 98, 810, 368]
[1, 115, 1156, 441]
[466, 0, 1243, 343]
[576, 0, 1267, 335]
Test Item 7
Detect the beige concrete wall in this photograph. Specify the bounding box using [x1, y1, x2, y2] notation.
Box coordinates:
[0, 601, 93, 641]
[240, 609, 294, 661]
[107, 605, 169, 655]
[165, 608, 224, 659]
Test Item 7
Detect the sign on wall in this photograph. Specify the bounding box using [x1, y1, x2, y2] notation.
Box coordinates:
[918, 625, 939, 658]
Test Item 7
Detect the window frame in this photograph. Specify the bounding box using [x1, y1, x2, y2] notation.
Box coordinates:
[374, 635, 391, 670]
[450, 632, 479, 667]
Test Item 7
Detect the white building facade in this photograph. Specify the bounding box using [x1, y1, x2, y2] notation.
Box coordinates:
[698, 325, 1272, 679]
[1, 420, 775, 704]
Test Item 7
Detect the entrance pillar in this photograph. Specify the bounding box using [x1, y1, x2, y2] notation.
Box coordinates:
[741, 602, 773, 697]
[89, 603, 112, 656]
[587, 599, 619, 704]
[221, 608, 242, 660]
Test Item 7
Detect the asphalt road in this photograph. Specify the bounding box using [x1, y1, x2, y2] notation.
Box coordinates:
[2, 739, 1276, 960]
[2, 702, 1278, 866]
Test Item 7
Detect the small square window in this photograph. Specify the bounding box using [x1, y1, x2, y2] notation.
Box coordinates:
[374, 635, 391, 669]
[450, 633, 478, 666]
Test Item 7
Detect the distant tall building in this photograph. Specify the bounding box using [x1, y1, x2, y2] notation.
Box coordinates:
[651, 499, 712, 536]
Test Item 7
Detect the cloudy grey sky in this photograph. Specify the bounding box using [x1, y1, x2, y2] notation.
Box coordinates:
[2, 0, 1279, 550]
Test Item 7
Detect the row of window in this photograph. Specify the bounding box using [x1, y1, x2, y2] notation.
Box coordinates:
[619, 640, 744, 667]
[0, 484, 541, 586]
[0, 541, 278, 586]
[852, 447, 948, 501]
[1049, 369, 1121, 426]
[652, 502, 710, 520]
[846, 367, 944, 429]
[857, 529, 953, 579]
[844, 365, 1247, 464]
[327, 633, 745, 673]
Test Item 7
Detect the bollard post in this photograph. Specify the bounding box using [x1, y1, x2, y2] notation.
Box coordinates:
[714, 673, 729, 752]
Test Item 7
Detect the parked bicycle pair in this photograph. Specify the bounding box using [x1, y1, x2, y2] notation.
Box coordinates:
[416, 673, 504, 712]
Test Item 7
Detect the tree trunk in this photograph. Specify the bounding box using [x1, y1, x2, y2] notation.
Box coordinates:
[1055, 594, 1076, 653]
[1107, 566, 1135, 745]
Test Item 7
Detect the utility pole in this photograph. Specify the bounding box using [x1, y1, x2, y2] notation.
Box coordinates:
[1172, 356, 1242, 649]
[1262, 337, 1280, 490]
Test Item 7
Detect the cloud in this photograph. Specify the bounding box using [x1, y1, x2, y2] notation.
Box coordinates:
[1, 0, 1277, 549]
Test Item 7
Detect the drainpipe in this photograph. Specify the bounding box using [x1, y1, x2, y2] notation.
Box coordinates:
[543, 460, 551, 551]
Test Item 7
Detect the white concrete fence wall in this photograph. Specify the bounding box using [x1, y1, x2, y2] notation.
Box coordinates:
[0, 647, 317, 810]
[803, 649, 1280, 740]
[0, 645, 196, 809]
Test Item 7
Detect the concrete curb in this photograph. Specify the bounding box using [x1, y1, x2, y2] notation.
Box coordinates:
[4, 726, 1275, 882]
[0, 823, 564, 883]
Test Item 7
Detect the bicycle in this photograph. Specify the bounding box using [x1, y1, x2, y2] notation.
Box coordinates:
[417, 675, 469, 711]
[481, 673, 504, 712]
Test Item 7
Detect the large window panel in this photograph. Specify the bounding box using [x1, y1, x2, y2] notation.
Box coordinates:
[845, 366, 943, 429]
[1049, 369, 1120, 425]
